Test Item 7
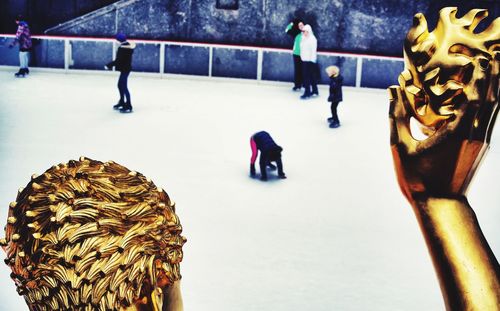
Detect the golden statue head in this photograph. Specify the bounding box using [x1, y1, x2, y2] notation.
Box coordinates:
[389, 7, 500, 198]
[0, 157, 186, 310]
[400, 7, 499, 131]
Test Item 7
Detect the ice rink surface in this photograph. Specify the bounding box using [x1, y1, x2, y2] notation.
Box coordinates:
[0, 69, 499, 310]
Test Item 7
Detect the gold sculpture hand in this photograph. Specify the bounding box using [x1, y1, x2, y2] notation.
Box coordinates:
[389, 7, 500, 310]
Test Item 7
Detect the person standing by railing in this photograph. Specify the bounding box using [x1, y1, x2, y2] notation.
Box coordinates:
[285, 18, 304, 91]
[9, 15, 32, 78]
[300, 25, 319, 99]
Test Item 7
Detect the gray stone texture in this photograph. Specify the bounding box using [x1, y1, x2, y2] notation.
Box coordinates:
[0, 0, 500, 56]
[2, 1, 499, 57]
[165, 45, 210, 76]
[70, 40, 113, 70]
[116, 0, 191, 40]
[58, 11, 116, 37]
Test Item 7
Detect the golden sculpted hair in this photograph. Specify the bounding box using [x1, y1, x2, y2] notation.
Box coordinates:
[1, 157, 186, 310]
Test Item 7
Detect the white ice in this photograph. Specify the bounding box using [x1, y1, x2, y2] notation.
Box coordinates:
[0, 69, 498, 311]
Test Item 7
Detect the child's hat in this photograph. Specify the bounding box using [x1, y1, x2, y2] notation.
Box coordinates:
[116, 33, 127, 42]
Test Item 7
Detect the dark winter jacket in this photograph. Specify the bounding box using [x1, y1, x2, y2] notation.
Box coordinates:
[253, 131, 283, 156]
[106, 41, 136, 72]
[328, 75, 343, 102]
[286, 19, 302, 38]
[13, 21, 32, 51]
[285, 19, 303, 56]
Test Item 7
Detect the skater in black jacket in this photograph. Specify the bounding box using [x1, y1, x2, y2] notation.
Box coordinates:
[105, 33, 136, 113]
[325, 66, 343, 128]
[250, 131, 286, 181]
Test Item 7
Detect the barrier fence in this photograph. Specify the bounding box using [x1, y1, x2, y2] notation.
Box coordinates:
[0, 35, 404, 89]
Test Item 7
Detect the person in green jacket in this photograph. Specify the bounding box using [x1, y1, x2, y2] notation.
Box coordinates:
[285, 19, 304, 91]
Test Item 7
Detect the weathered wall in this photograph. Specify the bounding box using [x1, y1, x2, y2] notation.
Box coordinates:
[0, 0, 116, 34]
[2, 0, 498, 57]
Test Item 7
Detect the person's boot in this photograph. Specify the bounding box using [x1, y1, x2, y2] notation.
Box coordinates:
[119, 102, 133, 113]
[267, 163, 277, 171]
[14, 68, 25, 77]
[327, 117, 334, 123]
[329, 122, 340, 128]
[250, 164, 256, 177]
[300, 93, 311, 99]
[24, 68, 29, 75]
[113, 100, 125, 110]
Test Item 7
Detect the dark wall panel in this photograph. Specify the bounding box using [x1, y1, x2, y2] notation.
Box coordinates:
[0, 37, 19, 66]
[70, 40, 112, 70]
[132, 43, 160, 73]
[261, 52, 357, 86]
[261, 51, 293, 82]
[212, 48, 257, 79]
[32, 39, 64, 68]
[361, 58, 403, 89]
[165, 45, 209, 76]
[317, 55, 357, 86]
[0, 35, 407, 90]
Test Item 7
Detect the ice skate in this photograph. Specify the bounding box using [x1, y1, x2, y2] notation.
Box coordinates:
[119, 103, 133, 113]
[329, 122, 340, 128]
[113, 100, 125, 110]
[267, 163, 277, 170]
[14, 69, 25, 78]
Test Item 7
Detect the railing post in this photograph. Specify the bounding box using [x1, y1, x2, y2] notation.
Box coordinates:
[112, 40, 117, 71]
[159, 43, 165, 75]
[256, 49, 263, 81]
[64, 39, 70, 72]
[356, 57, 363, 88]
[208, 46, 213, 77]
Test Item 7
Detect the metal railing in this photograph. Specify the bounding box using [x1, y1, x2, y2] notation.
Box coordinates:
[1, 34, 404, 88]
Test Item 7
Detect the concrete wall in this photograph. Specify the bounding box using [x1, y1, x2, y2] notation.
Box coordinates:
[2, 1, 498, 57]
[0, 0, 116, 35]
